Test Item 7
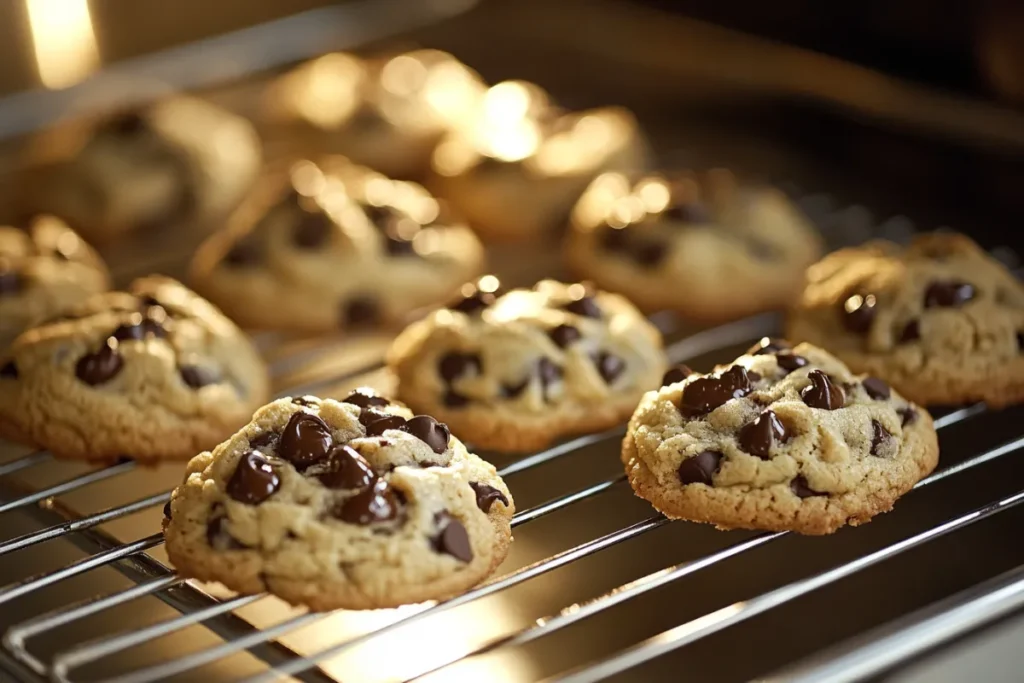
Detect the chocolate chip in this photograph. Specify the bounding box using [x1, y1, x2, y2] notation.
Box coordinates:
[738, 410, 787, 459]
[249, 432, 278, 449]
[384, 234, 417, 256]
[0, 361, 17, 379]
[112, 318, 166, 341]
[501, 377, 530, 398]
[163, 500, 172, 519]
[862, 377, 891, 400]
[678, 450, 723, 485]
[870, 420, 892, 457]
[317, 445, 375, 490]
[336, 478, 401, 525]
[776, 354, 809, 374]
[1018, 332, 1024, 352]
[278, 412, 333, 470]
[548, 324, 582, 348]
[343, 388, 389, 409]
[747, 371, 762, 382]
[292, 212, 332, 248]
[75, 341, 123, 385]
[206, 516, 245, 550]
[357, 407, 391, 428]
[746, 239, 782, 262]
[842, 294, 877, 333]
[443, 390, 471, 408]
[899, 319, 921, 343]
[563, 294, 601, 319]
[679, 365, 752, 417]
[450, 285, 498, 314]
[291, 396, 318, 407]
[438, 352, 482, 382]
[342, 297, 378, 327]
[105, 112, 147, 136]
[365, 414, 407, 436]
[632, 240, 668, 267]
[224, 240, 261, 266]
[661, 365, 693, 386]
[898, 406, 918, 426]
[0, 268, 21, 295]
[790, 475, 825, 498]
[470, 482, 509, 513]
[664, 202, 711, 223]
[924, 281, 976, 308]
[598, 226, 630, 252]
[538, 357, 562, 393]
[402, 415, 450, 454]
[801, 370, 845, 410]
[593, 351, 626, 384]
[180, 365, 218, 389]
[748, 338, 791, 355]
[432, 514, 472, 562]
[226, 450, 281, 504]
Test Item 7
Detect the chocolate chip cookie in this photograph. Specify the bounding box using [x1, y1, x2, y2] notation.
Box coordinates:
[0, 276, 269, 461]
[163, 392, 514, 610]
[623, 340, 938, 534]
[265, 50, 485, 179]
[39, 96, 260, 244]
[787, 232, 1024, 407]
[388, 278, 667, 452]
[190, 157, 484, 333]
[430, 81, 649, 242]
[564, 170, 823, 321]
[0, 215, 110, 351]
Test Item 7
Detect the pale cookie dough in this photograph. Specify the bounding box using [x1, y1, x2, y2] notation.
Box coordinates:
[190, 157, 485, 333]
[40, 96, 261, 244]
[264, 50, 485, 178]
[388, 278, 667, 452]
[787, 232, 1024, 408]
[565, 170, 823, 322]
[0, 215, 110, 351]
[0, 276, 269, 461]
[623, 340, 938, 535]
[430, 81, 649, 242]
[163, 392, 514, 610]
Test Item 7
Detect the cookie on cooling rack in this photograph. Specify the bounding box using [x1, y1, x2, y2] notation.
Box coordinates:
[430, 81, 649, 242]
[0, 215, 110, 351]
[190, 157, 485, 333]
[38, 96, 260, 244]
[0, 276, 269, 461]
[623, 339, 938, 535]
[265, 50, 486, 178]
[163, 392, 514, 610]
[787, 232, 1024, 408]
[564, 170, 823, 322]
[387, 278, 667, 452]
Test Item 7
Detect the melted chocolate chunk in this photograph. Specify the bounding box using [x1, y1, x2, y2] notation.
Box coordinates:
[224, 240, 261, 267]
[278, 412, 333, 470]
[842, 294, 877, 333]
[663, 202, 711, 223]
[365, 414, 407, 436]
[163, 500, 172, 519]
[75, 342, 123, 386]
[679, 365, 752, 417]
[746, 239, 782, 262]
[292, 212, 332, 248]
[598, 225, 630, 252]
[470, 482, 509, 513]
[384, 234, 417, 256]
[548, 324, 582, 348]
[678, 450, 723, 485]
[0, 360, 17, 379]
[1018, 332, 1024, 352]
[0, 268, 21, 295]
[358, 408, 392, 428]
[206, 516, 245, 550]
[291, 396, 319, 407]
[738, 410, 787, 459]
[438, 352, 482, 382]
[402, 415, 450, 454]
[180, 365, 218, 389]
[593, 351, 626, 384]
[632, 240, 668, 267]
[870, 420, 892, 457]
[776, 354, 809, 374]
[226, 450, 281, 504]
[112, 318, 166, 341]
[661, 365, 693, 386]
[317, 445, 375, 490]
[747, 371, 762, 382]
[563, 294, 601, 319]
[342, 297, 379, 327]
[537, 358, 562, 393]
[343, 388, 389, 409]
[104, 112, 147, 136]
[443, 390, 471, 408]
[898, 406, 918, 426]
[899, 319, 921, 343]
[249, 432, 278, 449]
[862, 377, 891, 400]
[790, 475, 825, 498]
[748, 338, 791, 356]
[924, 281, 976, 308]
[336, 478, 401, 525]
[801, 370, 845, 410]
[432, 513, 472, 562]
[450, 286, 498, 315]
[501, 377, 530, 399]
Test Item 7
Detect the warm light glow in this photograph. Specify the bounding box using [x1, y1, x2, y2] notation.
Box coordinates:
[26, 0, 99, 89]
[290, 161, 326, 197]
[477, 274, 500, 293]
[637, 180, 671, 213]
[381, 55, 428, 97]
[482, 81, 533, 125]
[290, 53, 364, 129]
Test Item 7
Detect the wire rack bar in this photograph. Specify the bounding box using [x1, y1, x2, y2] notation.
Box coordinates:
[931, 403, 987, 430]
[0, 450, 54, 477]
[0, 460, 136, 515]
[511, 475, 627, 528]
[551, 486, 1024, 683]
[0, 492, 169, 557]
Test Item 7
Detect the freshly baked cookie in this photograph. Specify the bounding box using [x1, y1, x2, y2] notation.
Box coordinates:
[565, 170, 823, 321]
[0, 215, 110, 350]
[190, 157, 485, 333]
[265, 50, 485, 178]
[431, 81, 649, 242]
[623, 340, 938, 535]
[163, 392, 514, 610]
[787, 232, 1024, 408]
[388, 278, 667, 452]
[40, 96, 260, 243]
[0, 276, 269, 461]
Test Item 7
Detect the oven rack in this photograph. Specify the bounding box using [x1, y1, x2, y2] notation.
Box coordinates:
[1, 303, 1022, 683]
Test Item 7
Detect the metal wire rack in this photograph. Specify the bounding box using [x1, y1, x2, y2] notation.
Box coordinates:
[2, 270, 1024, 683]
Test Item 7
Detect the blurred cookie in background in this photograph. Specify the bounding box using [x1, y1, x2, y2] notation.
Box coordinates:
[430, 80, 649, 242]
[190, 157, 485, 334]
[264, 50, 486, 179]
[36, 96, 261, 245]
[564, 170, 822, 322]
[0, 214, 110, 350]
